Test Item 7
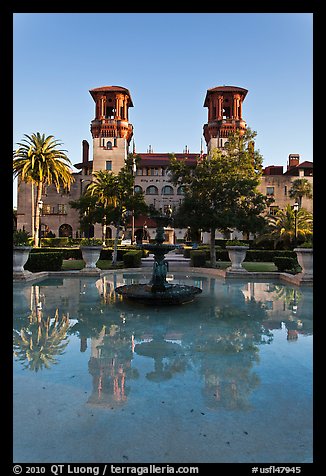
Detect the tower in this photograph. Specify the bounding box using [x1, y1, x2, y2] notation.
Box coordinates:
[89, 86, 134, 174]
[203, 85, 248, 153]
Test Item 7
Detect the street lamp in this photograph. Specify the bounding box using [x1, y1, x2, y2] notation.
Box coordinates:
[293, 202, 299, 247]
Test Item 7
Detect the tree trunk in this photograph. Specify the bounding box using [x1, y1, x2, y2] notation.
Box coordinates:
[210, 228, 216, 267]
[34, 183, 43, 247]
[31, 181, 35, 240]
[112, 222, 120, 265]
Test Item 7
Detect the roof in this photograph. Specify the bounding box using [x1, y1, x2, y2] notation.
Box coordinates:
[204, 85, 248, 106]
[284, 161, 313, 176]
[137, 153, 200, 167]
[89, 85, 133, 106]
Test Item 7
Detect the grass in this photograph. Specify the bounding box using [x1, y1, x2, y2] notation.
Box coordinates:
[62, 259, 279, 272]
[61, 259, 125, 270]
[214, 261, 278, 272]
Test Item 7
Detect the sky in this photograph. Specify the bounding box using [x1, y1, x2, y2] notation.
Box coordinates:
[13, 12, 313, 207]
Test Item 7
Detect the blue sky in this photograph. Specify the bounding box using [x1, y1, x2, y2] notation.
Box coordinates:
[13, 12, 313, 206]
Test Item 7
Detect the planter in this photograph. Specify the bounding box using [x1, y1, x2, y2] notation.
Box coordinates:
[80, 246, 103, 271]
[13, 246, 32, 273]
[294, 248, 313, 278]
[226, 246, 249, 273]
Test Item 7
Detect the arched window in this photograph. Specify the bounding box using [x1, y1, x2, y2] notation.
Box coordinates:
[177, 186, 185, 195]
[134, 185, 143, 194]
[106, 141, 113, 149]
[59, 224, 73, 238]
[162, 185, 174, 195]
[146, 185, 158, 195]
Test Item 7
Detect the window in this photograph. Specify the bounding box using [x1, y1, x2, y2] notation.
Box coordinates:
[177, 186, 185, 195]
[43, 204, 51, 215]
[266, 186, 274, 196]
[106, 141, 113, 149]
[269, 206, 279, 216]
[134, 185, 142, 194]
[106, 161, 112, 171]
[58, 204, 67, 215]
[147, 168, 159, 176]
[146, 185, 158, 195]
[162, 185, 174, 195]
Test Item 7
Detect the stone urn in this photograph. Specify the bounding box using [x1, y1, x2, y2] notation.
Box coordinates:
[226, 245, 249, 273]
[13, 246, 32, 274]
[80, 246, 103, 272]
[294, 248, 313, 280]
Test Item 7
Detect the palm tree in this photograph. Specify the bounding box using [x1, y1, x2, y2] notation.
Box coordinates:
[289, 178, 313, 208]
[85, 170, 122, 264]
[258, 204, 313, 248]
[13, 133, 74, 246]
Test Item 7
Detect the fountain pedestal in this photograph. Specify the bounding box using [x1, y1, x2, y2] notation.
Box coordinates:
[115, 213, 202, 304]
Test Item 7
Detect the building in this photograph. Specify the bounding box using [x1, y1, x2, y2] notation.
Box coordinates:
[16, 85, 313, 243]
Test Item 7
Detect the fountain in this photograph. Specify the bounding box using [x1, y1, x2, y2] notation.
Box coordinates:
[115, 210, 202, 304]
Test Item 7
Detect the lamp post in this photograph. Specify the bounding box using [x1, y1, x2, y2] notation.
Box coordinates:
[38, 199, 43, 247]
[293, 201, 299, 248]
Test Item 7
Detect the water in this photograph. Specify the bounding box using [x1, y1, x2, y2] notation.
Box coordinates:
[13, 273, 313, 463]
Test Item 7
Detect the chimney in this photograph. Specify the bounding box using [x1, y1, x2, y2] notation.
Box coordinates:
[82, 140, 89, 163]
[287, 154, 300, 170]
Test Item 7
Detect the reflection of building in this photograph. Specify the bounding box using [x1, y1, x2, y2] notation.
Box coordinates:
[87, 325, 137, 408]
[16, 85, 312, 241]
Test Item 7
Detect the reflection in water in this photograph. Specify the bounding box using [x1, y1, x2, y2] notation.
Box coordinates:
[13, 275, 312, 411]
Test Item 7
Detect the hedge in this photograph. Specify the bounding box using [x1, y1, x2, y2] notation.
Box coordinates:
[31, 247, 82, 260]
[25, 252, 63, 272]
[190, 250, 206, 267]
[123, 250, 143, 267]
[273, 256, 299, 272]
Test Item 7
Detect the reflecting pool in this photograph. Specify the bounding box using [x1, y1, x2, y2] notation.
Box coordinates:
[13, 273, 313, 463]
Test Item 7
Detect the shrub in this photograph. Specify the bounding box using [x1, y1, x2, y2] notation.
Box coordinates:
[123, 250, 142, 268]
[13, 230, 32, 246]
[25, 252, 63, 272]
[31, 247, 83, 260]
[190, 250, 206, 267]
[80, 238, 103, 246]
[41, 237, 71, 247]
[273, 256, 298, 272]
[225, 240, 249, 247]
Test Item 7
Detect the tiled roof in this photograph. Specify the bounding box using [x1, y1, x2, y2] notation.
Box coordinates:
[89, 85, 133, 106]
[137, 153, 200, 167]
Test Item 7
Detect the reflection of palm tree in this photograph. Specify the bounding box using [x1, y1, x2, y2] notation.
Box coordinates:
[268, 284, 302, 310]
[13, 309, 70, 372]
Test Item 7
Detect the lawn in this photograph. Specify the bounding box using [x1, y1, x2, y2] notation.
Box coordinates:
[62, 259, 278, 272]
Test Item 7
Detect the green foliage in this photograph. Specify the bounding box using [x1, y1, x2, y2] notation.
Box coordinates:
[296, 240, 313, 248]
[289, 178, 313, 207]
[122, 250, 142, 267]
[257, 205, 313, 249]
[190, 250, 207, 267]
[80, 238, 103, 246]
[225, 240, 249, 247]
[31, 247, 83, 260]
[13, 229, 32, 246]
[25, 252, 63, 271]
[273, 256, 299, 273]
[168, 128, 268, 235]
[41, 237, 71, 247]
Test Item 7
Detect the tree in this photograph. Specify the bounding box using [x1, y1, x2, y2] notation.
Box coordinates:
[257, 204, 313, 249]
[289, 178, 313, 208]
[13, 133, 74, 246]
[71, 156, 147, 265]
[168, 128, 269, 266]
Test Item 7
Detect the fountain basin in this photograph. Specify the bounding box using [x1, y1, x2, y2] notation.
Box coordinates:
[115, 283, 202, 305]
